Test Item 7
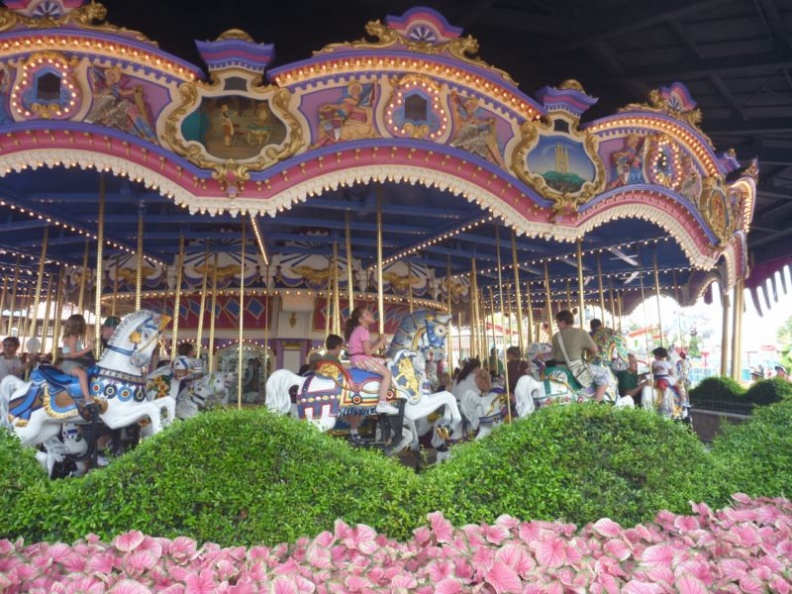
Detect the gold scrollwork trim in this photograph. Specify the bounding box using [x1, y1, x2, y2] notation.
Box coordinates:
[510, 118, 606, 217]
[619, 88, 707, 144]
[163, 82, 304, 187]
[0, 1, 152, 43]
[41, 384, 80, 420]
[317, 19, 516, 85]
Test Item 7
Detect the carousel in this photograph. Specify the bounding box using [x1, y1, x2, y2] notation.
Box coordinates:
[0, 2, 756, 460]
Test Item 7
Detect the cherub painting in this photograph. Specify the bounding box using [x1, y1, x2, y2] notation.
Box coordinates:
[86, 65, 157, 142]
[315, 81, 377, 146]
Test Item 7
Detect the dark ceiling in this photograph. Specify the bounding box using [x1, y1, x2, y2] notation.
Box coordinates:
[100, 0, 792, 266]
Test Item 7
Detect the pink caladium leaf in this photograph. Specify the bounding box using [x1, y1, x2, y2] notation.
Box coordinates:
[738, 574, 767, 594]
[433, 578, 464, 594]
[483, 559, 522, 594]
[622, 579, 664, 594]
[270, 576, 299, 594]
[183, 568, 218, 594]
[428, 512, 454, 543]
[592, 518, 623, 538]
[108, 579, 155, 594]
[534, 535, 567, 568]
[114, 531, 146, 553]
[675, 574, 709, 594]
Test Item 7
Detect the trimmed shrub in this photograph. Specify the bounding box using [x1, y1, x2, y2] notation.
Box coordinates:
[708, 397, 792, 498]
[0, 431, 55, 539]
[743, 377, 792, 406]
[420, 404, 727, 529]
[689, 376, 749, 413]
[11, 408, 426, 547]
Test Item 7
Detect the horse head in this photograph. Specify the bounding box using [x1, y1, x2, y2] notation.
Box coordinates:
[100, 310, 170, 375]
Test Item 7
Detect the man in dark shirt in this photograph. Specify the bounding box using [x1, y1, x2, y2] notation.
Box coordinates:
[617, 354, 650, 404]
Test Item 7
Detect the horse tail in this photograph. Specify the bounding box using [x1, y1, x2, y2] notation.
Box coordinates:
[0, 377, 12, 431]
[265, 369, 301, 415]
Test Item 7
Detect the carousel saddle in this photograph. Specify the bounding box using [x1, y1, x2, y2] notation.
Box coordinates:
[32, 365, 88, 399]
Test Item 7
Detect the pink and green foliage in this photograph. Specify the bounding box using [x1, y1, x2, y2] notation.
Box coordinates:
[1, 495, 789, 593]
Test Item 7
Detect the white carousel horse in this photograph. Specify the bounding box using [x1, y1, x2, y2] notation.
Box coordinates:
[385, 310, 452, 389]
[640, 377, 690, 421]
[0, 311, 172, 462]
[267, 349, 461, 453]
[145, 354, 208, 420]
[174, 371, 233, 420]
[452, 373, 540, 441]
[526, 342, 632, 409]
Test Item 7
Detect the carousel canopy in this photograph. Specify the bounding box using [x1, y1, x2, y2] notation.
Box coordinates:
[0, 0, 776, 318]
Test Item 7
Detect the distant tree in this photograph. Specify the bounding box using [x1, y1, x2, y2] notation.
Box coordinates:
[778, 315, 792, 371]
[688, 334, 701, 358]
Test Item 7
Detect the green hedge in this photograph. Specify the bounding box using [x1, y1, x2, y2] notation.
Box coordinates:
[421, 404, 727, 528]
[3, 399, 792, 546]
[708, 396, 792, 498]
[0, 409, 427, 546]
[689, 376, 791, 412]
[743, 377, 792, 406]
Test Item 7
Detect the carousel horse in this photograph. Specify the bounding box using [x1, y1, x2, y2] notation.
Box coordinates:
[0, 311, 172, 466]
[174, 371, 233, 420]
[454, 374, 540, 441]
[526, 342, 630, 409]
[640, 378, 690, 422]
[145, 354, 207, 418]
[266, 309, 461, 455]
[385, 310, 452, 388]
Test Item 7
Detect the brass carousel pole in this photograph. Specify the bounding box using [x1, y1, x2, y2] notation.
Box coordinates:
[52, 266, 65, 358]
[195, 243, 210, 358]
[720, 288, 730, 377]
[237, 225, 247, 410]
[673, 270, 685, 350]
[479, 288, 488, 363]
[495, 227, 512, 419]
[170, 234, 186, 357]
[566, 280, 572, 312]
[0, 277, 7, 336]
[653, 252, 664, 347]
[78, 241, 89, 313]
[333, 242, 341, 336]
[376, 190, 384, 337]
[617, 291, 623, 333]
[6, 255, 20, 336]
[41, 276, 53, 355]
[576, 239, 585, 329]
[596, 253, 606, 321]
[408, 261, 414, 314]
[638, 268, 652, 356]
[511, 231, 525, 354]
[446, 256, 453, 372]
[525, 280, 535, 345]
[111, 255, 120, 317]
[208, 253, 219, 371]
[263, 264, 270, 382]
[345, 212, 354, 316]
[457, 311, 463, 362]
[544, 263, 553, 341]
[324, 254, 332, 339]
[730, 279, 744, 381]
[608, 279, 617, 332]
[27, 227, 49, 345]
[135, 209, 144, 311]
[469, 259, 478, 361]
[488, 286, 497, 363]
[94, 175, 105, 355]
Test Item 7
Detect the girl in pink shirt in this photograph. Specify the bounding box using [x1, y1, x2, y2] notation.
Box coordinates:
[343, 306, 397, 415]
